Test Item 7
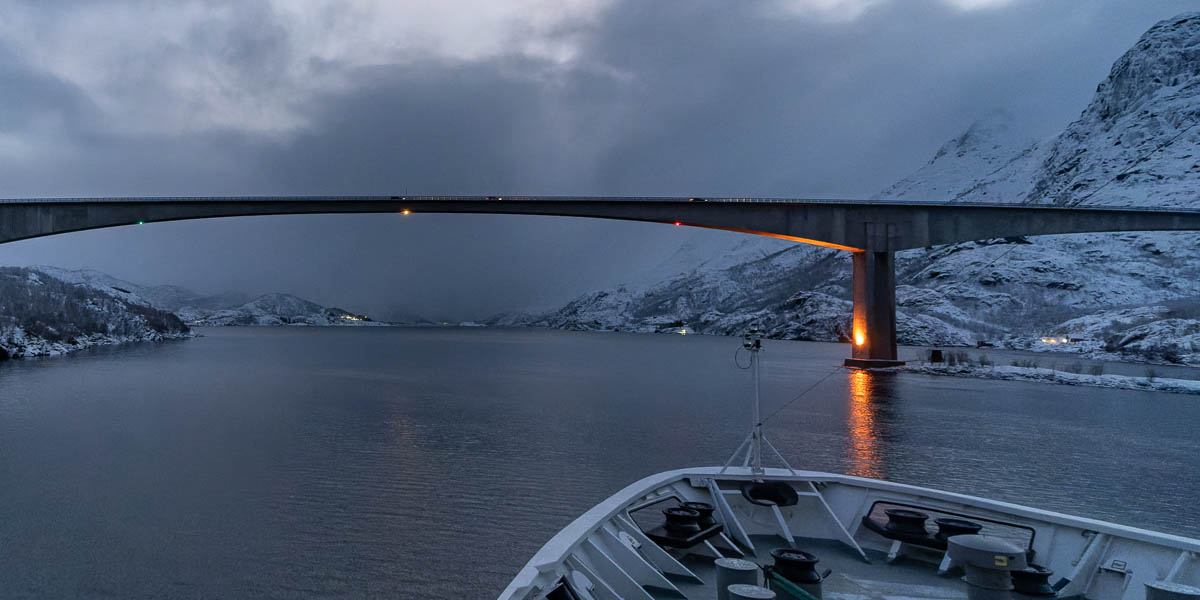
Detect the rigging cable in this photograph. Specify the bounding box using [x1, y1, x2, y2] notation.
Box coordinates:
[760, 366, 843, 425]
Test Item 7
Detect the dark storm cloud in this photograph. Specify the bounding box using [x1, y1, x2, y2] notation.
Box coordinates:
[0, 0, 1196, 318]
[571, 0, 1182, 196]
[0, 45, 90, 132]
[0, 2, 287, 197]
[254, 0, 1198, 197]
[262, 58, 578, 194]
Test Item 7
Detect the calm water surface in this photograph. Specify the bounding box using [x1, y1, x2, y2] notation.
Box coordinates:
[1, 327, 1197, 599]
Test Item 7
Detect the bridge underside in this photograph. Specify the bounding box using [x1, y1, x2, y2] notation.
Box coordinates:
[4, 196, 1200, 365]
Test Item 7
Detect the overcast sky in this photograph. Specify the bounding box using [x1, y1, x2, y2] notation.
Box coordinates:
[0, 0, 1195, 319]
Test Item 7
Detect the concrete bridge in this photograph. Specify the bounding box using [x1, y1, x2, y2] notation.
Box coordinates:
[5, 196, 1200, 365]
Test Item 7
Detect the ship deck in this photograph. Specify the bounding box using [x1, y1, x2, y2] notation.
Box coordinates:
[498, 467, 1200, 600]
[666, 535, 965, 599]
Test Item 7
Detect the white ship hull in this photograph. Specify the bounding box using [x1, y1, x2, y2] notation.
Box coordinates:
[500, 467, 1200, 600]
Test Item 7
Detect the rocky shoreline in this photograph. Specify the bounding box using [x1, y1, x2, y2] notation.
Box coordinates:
[0, 329, 193, 360]
[900, 362, 1200, 396]
[0, 266, 193, 361]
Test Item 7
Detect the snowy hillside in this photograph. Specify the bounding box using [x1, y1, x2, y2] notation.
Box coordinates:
[28, 267, 391, 327]
[509, 13, 1200, 365]
[30, 266, 244, 311]
[882, 11, 1200, 362]
[182, 293, 388, 327]
[873, 111, 1046, 205]
[996, 302, 1200, 365]
[0, 267, 190, 359]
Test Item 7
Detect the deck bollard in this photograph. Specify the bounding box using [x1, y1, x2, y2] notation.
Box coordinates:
[946, 534, 1027, 600]
[1011, 564, 1055, 596]
[1145, 581, 1200, 600]
[716, 558, 760, 600]
[728, 583, 776, 599]
[768, 548, 827, 599]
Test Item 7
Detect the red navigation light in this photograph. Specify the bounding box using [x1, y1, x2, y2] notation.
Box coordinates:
[674, 221, 682, 226]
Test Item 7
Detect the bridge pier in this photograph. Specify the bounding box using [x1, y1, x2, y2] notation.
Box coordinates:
[845, 226, 903, 368]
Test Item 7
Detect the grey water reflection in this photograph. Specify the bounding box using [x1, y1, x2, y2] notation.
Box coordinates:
[847, 369, 885, 479]
[0, 327, 1197, 599]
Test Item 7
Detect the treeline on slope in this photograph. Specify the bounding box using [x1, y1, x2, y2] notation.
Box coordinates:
[0, 267, 189, 344]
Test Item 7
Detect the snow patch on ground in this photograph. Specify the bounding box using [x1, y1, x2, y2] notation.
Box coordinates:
[902, 363, 1200, 395]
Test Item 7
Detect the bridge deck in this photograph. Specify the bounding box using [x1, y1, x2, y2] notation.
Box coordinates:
[5, 195, 1199, 362]
[3, 196, 1199, 253]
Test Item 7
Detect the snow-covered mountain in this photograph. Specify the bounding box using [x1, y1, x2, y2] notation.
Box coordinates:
[181, 293, 388, 327]
[27, 267, 390, 327]
[0, 267, 190, 359]
[29, 266, 242, 311]
[883, 11, 1200, 360]
[504, 13, 1200, 365]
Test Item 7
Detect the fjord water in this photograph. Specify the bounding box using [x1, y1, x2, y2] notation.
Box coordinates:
[0, 328, 1196, 599]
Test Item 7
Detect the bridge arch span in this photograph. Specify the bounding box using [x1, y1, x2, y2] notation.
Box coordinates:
[5, 196, 1200, 365]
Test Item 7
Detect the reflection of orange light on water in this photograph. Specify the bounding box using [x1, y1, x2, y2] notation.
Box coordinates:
[847, 369, 883, 479]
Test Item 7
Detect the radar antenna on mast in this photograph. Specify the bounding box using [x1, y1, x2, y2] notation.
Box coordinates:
[720, 324, 798, 476]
